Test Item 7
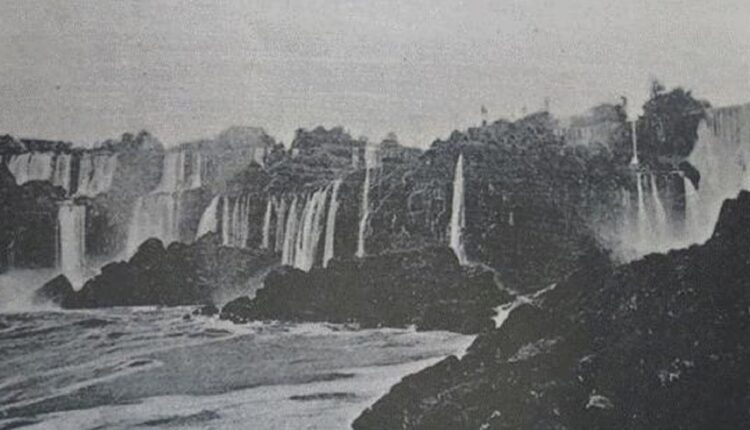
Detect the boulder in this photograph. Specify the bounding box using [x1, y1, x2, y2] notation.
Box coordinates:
[220, 247, 512, 333]
[33, 275, 75, 306]
[63, 233, 277, 309]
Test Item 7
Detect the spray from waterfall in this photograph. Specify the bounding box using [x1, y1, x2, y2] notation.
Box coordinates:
[450, 153, 468, 265]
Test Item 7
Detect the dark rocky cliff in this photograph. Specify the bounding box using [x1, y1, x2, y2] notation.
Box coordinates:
[353, 190, 750, 430]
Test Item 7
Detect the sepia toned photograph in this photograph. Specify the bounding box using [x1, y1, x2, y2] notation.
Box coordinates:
[1, 1, 749, 429]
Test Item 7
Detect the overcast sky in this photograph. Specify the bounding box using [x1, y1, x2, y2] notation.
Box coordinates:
[1, 0, 748, 147]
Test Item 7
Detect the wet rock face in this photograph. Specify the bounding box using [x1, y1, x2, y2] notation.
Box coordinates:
[353, 191, 750, 430]
[43, 233, 277, 309]
[220, 247, 512, 334]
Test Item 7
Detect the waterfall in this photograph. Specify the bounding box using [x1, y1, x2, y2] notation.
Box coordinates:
[155, 151, 183, 192]
[356, 148, 376, 258]
[323, 179, 343, 267]
[687, 104, 750, 244]
[156, 150, 204, 193]
[52, 154, 73, 193]
[629, 121, 639, 166]
[683, 175, 700, 236]
[127, 149, 206, 255]
[218, 195, 253, 248]
[634, 172, 649, 251]
[126, 193, 182, 256]
[196, 195, 221, 239]
[449, 153, 468, 265]
[619, 188, 631, 236]
[273, 184, 339, 271]
[274, 198, 288, 253]
[58, 202, 86, 286]
[261, 198, 273, 249]
[293, 187, 330, 271]
[76, 153, 118, 197]
[188, 152, 203, 190]
[221, 196, 231, 246]
[6, 152, 55, 185]
[649, 174, 669, 243]
[282, 196, 300, 265]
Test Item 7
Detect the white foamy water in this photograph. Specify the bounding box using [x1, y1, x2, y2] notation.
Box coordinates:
[0, 308, 472, 429]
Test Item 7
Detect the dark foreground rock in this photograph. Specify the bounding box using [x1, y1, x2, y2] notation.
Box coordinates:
[38, 233, 277, 308]
[221, 247, 512, 334]
[353, 190, 750, 430]
[33, 275, 75, 306]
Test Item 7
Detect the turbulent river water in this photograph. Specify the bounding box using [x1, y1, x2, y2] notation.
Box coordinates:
[0, 305, 472, 429]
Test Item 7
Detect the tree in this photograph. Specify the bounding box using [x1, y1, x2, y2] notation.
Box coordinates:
[640, 82, 710, 161]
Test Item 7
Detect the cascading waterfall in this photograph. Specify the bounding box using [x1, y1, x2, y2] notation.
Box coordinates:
[189, 152, 203, 190]
[261, 198, 273, 249]
[76, 153, 118, 197]
[6, 152, 55, 185]
[633, 172, 649, 252]
[293, 187, 330, 271]
[57, 202, 87, 286]
[356, 146, 377, 258]
[619, 169, 714, 259]
[155, 151, 183, 192]
[221, 196, 232, 246]
[629, 121, 639, 166]
[127, 149, 205, 255]
[274, 198, 288, 253]
[220, 195, 253, 248]
[126, 193, 182, 256]
[686, 104, 750, 243]
[619, 104, 750, 259]
[263, 182, 342, 271]
[323, 179, 342, 267]
[449, 153, 468, 265]
[52, 154, 73, 193]
[683, 175, 700, 236]
[649, 174, 669, 242]
[196, 195, 221, 239]
[282, 197, 300, 265]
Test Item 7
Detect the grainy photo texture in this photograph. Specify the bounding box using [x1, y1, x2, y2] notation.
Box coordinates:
[1, 1, 749, 429]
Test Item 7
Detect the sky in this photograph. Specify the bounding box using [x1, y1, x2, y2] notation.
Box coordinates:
[1, 0, 748, 148]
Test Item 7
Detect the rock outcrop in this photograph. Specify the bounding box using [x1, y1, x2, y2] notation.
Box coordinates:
[220, 247, 512, 334]
[32, 274, 75, 306]
[353, 190, 750, 430]
[43, 233, 277, 308]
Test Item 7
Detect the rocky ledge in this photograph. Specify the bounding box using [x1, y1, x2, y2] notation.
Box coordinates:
[220, 247, 512, 334]
[36, 233, 277, 308]
[353, 190, 750, 429]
